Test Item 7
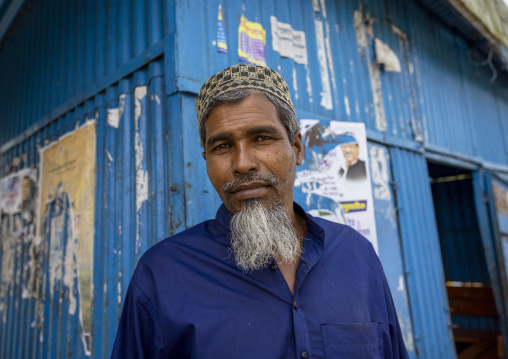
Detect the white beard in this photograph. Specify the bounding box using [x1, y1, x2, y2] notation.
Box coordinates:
[229, 199, 301, 272]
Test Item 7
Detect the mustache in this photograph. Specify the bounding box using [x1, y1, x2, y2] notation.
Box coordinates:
[223, 173, 279, 197]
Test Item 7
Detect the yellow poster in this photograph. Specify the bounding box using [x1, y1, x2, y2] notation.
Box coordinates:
[37, 122, 96, 348]
[238, 15, 266, 66]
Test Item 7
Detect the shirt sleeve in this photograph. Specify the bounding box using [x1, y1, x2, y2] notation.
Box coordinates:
[377, 257, 410, 359]
[111, 279, 167, 359]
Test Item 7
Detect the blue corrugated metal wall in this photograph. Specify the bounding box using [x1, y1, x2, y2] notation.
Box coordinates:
[0, 0, 168, 357]
[0, 0, 507, 358]
[390, 148, 455, 358]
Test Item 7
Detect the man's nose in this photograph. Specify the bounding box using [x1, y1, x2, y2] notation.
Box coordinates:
[232, 145, 259, 175]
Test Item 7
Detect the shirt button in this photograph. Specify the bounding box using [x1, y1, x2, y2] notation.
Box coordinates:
[293, 301, 299, 309]
[270, 264, 277, 271]
[301, 351, 308, 359]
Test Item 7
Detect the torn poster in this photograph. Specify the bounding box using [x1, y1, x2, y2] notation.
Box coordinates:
[37, 121, 96, 354]
[294, 120, 378, 252]
[375, 38, 401, 72]
[270, 16, 308, 65]
[0, 168, 36, 214]
[0, 168, 37, 322]
[217, 4, 228, 54]
[238, 15, 266, 66]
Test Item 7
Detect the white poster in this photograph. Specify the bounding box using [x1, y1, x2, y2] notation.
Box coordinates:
[270, 16, 308, 65]
[294, 120, 378, 252]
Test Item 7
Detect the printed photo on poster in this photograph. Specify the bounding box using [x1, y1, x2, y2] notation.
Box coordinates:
[294, 120, 378, 251]
[238, 15, 266, 66]
[37, 122, 96, 354]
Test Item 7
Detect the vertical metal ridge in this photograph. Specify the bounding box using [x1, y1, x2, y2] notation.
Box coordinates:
[148, 72, 168, 248]
[92, 97, 107, 359]
[133, 0, 147, 56]
[103, 84, 119, 358]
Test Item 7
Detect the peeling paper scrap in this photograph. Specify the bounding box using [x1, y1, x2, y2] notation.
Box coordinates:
[107, 108, 120, 128]
[369, 146, 391, 201]
[312, 0, 320, 12]
[319, 0, 327, 18]
[135, 86, 148, 121]
[391, 24, 407, 40]
[314, 19, 333, 110]
[375, 38, 401, 72]
[151, 94, 161, 105]
[119, 94, 126, 120]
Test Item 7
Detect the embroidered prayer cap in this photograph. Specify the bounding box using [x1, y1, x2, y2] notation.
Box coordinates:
[337, 132, 358, 145]
[196, 64, 295, 125]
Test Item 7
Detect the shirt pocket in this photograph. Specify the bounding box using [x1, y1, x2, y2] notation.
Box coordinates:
[321, 322, 382, 359]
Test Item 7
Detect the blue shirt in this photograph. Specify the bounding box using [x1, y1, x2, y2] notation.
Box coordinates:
[112, 203, 408, 358]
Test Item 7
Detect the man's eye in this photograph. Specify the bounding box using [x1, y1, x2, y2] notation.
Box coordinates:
[254, 135, 272, 142]
[212, 143, 229, 152]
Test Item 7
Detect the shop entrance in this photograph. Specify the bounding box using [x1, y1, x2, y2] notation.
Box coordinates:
[428, 161, 502, 358]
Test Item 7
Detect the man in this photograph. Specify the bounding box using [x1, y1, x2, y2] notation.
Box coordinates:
[337, 132, 367, 181]
[112, 64, 408, 358]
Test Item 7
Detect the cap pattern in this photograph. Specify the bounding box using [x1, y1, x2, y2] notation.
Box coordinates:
[196, 64, 295, 125]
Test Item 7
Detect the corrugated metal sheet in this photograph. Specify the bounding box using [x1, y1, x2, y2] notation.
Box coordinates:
[0, 0, 167, 356]
[90, 62, 169, 358]
[407, 0, 508, 164]
[416, 0, 508, 70]
[390, 148, 455, 358]
[173, 0, 424, 142]
[0, 0, 164, 153]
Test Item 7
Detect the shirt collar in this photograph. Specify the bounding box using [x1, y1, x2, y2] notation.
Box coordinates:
[215, 202, 325, 246]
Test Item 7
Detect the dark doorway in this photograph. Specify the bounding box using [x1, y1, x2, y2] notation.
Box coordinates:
[428, 161, 502, 358]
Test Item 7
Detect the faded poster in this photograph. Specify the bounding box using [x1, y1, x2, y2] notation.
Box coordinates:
[0, 168, 37, 321]
[238, 15, 266, 66]
[37, 122, 96, 353]
[294, 120, 378, 252]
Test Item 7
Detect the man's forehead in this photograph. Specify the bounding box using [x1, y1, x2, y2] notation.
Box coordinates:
[205, 98, 285, 148]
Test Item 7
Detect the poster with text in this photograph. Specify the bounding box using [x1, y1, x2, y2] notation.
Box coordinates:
[238, 15, 266, 66]
[294, 120, 378, 252]
[37, 122, 96, 352]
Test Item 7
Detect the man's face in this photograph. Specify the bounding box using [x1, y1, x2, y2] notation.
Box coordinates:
[202, 93, 303, 214]
[341, 143, 359, 166]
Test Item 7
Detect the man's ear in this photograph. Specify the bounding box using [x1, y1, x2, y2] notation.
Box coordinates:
[202, 151, 206, 160]
[293, 131, 303, 166]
